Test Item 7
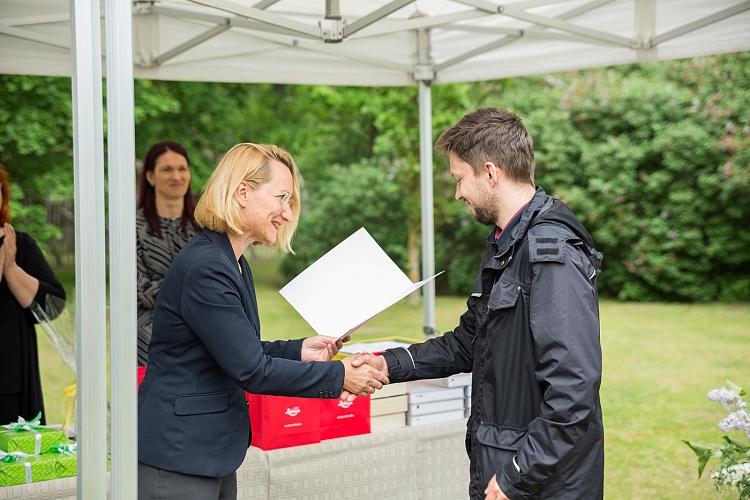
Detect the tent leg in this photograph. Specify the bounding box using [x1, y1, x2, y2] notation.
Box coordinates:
[419, 80, 437, 338]
[105, 0, 137, 496]
[71, 0, 108, 498]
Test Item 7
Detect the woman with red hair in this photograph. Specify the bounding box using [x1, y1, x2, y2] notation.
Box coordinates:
[0, 165, 66, 424]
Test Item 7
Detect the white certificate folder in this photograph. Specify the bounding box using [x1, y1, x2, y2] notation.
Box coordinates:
[279, 227, 442, 339]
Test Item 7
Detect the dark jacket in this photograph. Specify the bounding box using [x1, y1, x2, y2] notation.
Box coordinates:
[138, 229, 344, 477]
[383, 188, 604, 499]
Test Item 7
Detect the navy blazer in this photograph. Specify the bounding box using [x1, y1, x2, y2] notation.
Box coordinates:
[138, 229, 344, 477]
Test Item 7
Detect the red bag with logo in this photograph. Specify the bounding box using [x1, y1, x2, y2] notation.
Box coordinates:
[246, 393, 321, 450]
[320, 394, 371, 440]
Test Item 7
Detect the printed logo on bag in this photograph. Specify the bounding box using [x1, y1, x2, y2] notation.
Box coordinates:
[285, 406, 301, 417]
[337, 400, 353, 409]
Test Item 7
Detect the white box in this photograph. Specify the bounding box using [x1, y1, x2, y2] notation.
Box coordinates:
[465, 385, 472, 397]
[407, 410, 466, 426]
[373, 382, 407, 400]
[421, 372, 472, 388]
[341, 341, 410, 355]
[372, 395, 408, 417]
[371, 413, 406, 432]
[406, 382, 464, 403]
[409, 398, 464, 416]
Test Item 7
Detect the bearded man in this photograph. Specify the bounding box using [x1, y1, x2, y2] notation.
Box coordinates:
[353, 107, 605, 500]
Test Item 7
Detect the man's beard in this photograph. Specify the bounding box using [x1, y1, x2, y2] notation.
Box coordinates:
[470, 190, 497, 226]
[473, 204, 497, 226]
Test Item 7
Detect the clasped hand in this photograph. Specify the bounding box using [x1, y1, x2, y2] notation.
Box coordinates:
[340, 353, 389, 402]
[299, 337, 390, 402]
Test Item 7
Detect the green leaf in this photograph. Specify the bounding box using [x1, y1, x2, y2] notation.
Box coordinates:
[721, 435, 750, 450]
[683, 440, 714, 477]
[725, 380, 745, 397]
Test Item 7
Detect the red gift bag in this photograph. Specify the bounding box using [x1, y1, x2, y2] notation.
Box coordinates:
[320, 394, 371, 440]
[246, 393, 321, 450]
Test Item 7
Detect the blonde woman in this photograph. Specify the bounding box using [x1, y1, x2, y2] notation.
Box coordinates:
[137, 144, 387, 500]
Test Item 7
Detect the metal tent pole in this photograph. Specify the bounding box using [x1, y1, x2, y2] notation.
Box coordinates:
[70, 0, 108, 497]
[105, 0, 137, 497]
[416, 26, 437, 338]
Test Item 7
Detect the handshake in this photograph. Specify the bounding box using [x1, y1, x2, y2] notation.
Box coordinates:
[298, 335, 391, 402]
[340, 353, 390, 403]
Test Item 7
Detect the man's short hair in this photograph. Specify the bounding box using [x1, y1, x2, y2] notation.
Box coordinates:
[436, 107, 535, 185]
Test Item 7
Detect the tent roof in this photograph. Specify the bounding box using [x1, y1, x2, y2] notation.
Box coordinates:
[2, 0, 749, 86]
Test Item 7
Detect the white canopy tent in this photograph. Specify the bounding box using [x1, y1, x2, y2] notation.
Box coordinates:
[3, 0, 750, 84]
[1, 1, 748, 498]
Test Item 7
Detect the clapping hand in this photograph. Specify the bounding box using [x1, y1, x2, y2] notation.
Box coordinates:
[2, 223, 16, 272]
[0, 226, 5, 281]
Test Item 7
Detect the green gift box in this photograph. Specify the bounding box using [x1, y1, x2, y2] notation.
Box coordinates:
[0, 427, 69, 455]
[0, 451, 77, 487]
[0, 413, 69, 455]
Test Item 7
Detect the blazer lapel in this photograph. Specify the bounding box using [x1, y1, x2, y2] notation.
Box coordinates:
[202, 229, 260, 336]
[239, 256, 260, 336]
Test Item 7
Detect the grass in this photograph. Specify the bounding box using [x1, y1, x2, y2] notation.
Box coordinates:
[36, 257, 749, 499]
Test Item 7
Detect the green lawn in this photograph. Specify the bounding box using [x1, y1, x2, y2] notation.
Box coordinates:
[36, 257, 749, 499]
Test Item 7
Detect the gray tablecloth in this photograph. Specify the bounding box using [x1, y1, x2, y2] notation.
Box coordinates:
[0, 420, 469, 500]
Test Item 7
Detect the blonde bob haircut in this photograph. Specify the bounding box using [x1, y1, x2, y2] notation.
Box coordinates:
[195, 143, 301, 253]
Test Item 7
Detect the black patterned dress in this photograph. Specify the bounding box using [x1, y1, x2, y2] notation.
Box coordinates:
[136, 209, 195, 365]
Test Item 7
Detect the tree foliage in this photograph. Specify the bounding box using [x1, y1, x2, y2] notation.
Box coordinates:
[487, 54, 750, 301]
[280, 158, 409, 279]
[0, 53, 747, 301]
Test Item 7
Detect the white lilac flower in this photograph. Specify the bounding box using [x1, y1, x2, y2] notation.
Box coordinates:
[708, 387, 743, 410]
[711, 463, 750, 486]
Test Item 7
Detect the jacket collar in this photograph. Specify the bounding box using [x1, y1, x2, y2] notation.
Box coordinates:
[202, 228, 240, 270]
[489, 186, 552, 256]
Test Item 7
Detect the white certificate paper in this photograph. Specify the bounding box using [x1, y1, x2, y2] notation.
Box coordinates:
[279, 228, 442, 339]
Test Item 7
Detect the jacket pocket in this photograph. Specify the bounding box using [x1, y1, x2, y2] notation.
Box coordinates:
[487, 278, 521, 311]
[476, 423, 526, 451]
[474, 424, 527, 496]
[174, 391, 229, 416]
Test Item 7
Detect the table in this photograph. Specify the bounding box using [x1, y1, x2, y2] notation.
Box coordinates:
[0, 420, 469, 499]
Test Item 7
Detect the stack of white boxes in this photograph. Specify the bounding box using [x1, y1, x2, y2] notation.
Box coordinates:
[407, 373, 472, 426]
[370, 382, 408, 432]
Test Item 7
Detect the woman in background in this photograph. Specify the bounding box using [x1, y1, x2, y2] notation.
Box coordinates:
[0, 165, 66, 424]
[136, 141, 198, 366]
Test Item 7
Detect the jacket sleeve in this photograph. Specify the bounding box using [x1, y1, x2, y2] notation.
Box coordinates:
[180, 257, 344, 399]
[21, 233, 66, 323]
[499, 240, 602, 499]
[382, 283, 479, 382]
[260, 339, 303, 360]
